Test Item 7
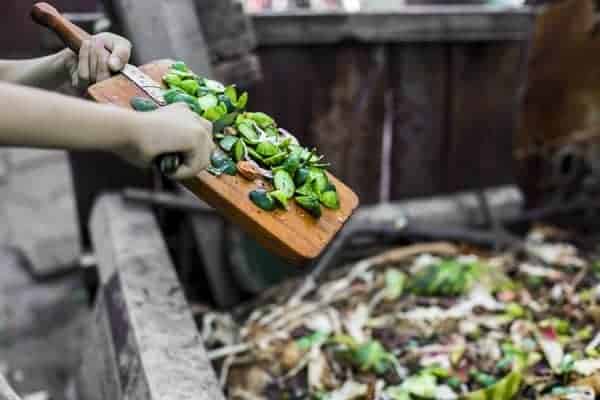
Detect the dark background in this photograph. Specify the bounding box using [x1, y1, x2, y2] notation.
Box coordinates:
[2, 0, 97, 58]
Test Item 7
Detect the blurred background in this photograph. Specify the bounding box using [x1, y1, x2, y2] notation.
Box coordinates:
[3, 0, 600, 399]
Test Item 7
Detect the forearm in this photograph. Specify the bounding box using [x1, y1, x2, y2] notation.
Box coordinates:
[0, 81, 136, 151]
[0, 50, 71, 89]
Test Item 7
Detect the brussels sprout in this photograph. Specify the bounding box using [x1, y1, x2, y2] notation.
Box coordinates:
[295, 195, 322, 218]
[320, 190, 340, 210]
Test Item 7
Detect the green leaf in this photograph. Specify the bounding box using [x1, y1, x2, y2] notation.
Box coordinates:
[350, 340, 394, 374]
[274, 170, 295, 198]
[401, 372, 438, 398]
[296, 331, 329, 350]
[197, 94, 218, 111]
[384, 269, 406, 300]
[219, 136, 238, 152]
[462, 370, 522, 400]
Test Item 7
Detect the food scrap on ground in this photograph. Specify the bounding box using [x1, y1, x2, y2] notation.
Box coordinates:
[200, 227, 600, 399]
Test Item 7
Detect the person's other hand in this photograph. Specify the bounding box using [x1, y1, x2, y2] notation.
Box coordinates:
[64, 32, 132, 89]
[117, 103, 216, 180]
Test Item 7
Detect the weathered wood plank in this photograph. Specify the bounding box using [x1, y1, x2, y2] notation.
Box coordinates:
[446, 41, 528, 192]
[250, 45, 384, 204]
[389, 43, 448, 199]
[82, 194, 225, 400]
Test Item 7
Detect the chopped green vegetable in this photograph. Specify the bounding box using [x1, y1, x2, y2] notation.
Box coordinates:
[130, 97, 158, 112]
[320, 191, 340, 210]
[295, 195, 322, 218]
[233, 140, 246, 162]
[274, 170, 295, 198]
[249, 189, 276, 211]
[197, 94, 218, 111]
[219, 136, 238, 152]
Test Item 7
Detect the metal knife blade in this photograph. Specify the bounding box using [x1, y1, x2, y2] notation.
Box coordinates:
[121, 64, 167, 106]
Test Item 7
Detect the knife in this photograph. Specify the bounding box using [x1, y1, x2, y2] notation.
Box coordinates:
[31, 2, 182, 175]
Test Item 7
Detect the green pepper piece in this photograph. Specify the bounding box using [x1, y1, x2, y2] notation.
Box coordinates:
[179, 79, 199, 96]
[263, 152, 287, 166]
[280, 153, 301, 175]
[198, 94, 218, 111]
[235, 92, 248, 110]
[238, 123, 259, 144]
[274, 170, 295, 198]
[309, 168, 329, 194]
[256, 141, 278, 157]
[218, 94, 235, 113]
[203, 104, 227, 122]
[171, 61, 188, 72]
[295, 195, 322, 218]
[249, 190, 276, 211]
[163, 88, 184, 104]
[246, 112, 275, 128]
[296, 181, 316, 197]
[213, 112, 239, 134]
[295, 167, 310, 187]
[320, 191, 340, 210]
[233, 140, 246, 162]
[130, 97, 158, 112]
[210, 149, 237, 175]
[203, 78, 225, 93]
[246, 147, 265, 163]
[224, 85, 237, 103]
[270, 190, 289, 209]
[219, 136, 238, 152]
[163, 73, 182, 88]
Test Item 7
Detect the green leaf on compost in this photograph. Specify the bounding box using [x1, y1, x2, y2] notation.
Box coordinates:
[384, 269, 406, 301]
[463, 370, 522, 400]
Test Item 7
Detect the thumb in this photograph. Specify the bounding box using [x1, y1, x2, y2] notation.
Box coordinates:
[101, 33, 132, 72]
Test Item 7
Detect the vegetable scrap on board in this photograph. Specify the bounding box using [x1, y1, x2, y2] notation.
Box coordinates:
[200, 226, 600, 399]
[130, 61, 339, 218]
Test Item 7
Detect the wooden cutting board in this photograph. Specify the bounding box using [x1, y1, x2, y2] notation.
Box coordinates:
[32, 3, 359, 265]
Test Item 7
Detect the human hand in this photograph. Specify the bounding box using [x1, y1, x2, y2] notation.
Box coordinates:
[63, 32, 132, 89]
[117, 103, 216, 179]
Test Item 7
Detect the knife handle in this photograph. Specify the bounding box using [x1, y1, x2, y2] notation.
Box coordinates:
[155, 153, 183, 176]
[31, 2, 90, 53]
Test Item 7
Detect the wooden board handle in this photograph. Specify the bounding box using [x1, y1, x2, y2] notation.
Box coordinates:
[31, 2, 91, 53]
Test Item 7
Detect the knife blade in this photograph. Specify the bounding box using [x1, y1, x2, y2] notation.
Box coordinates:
[120, 64, 166, 106]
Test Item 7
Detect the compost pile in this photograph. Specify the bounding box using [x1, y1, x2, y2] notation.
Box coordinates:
[202, 226, 600, 400]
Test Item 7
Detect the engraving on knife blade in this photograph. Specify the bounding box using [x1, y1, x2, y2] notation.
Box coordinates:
[122, 64, 166, 106]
